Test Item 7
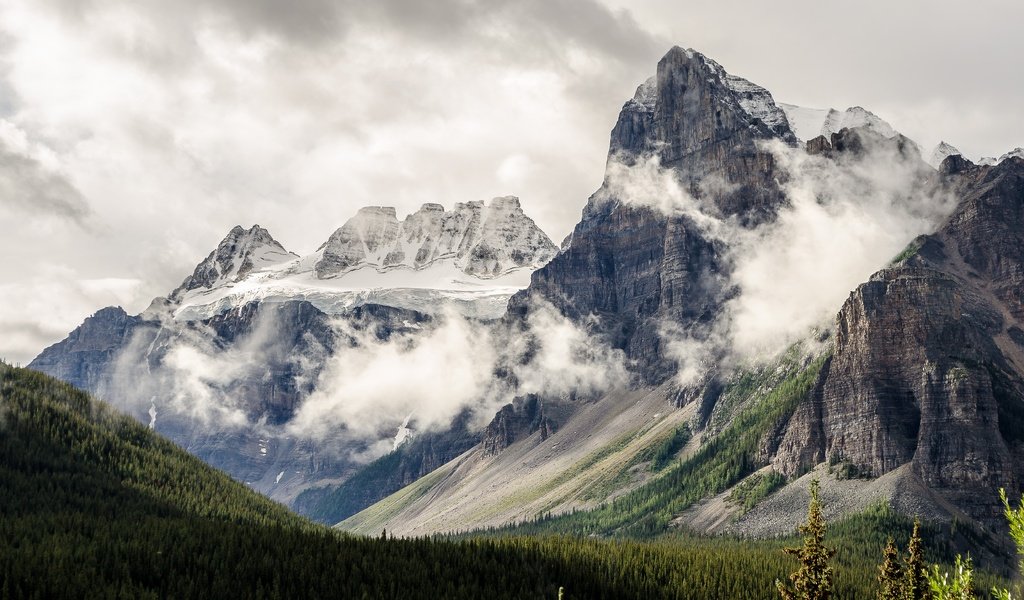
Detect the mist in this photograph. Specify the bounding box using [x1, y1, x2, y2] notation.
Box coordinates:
[603, 129, 958, 384]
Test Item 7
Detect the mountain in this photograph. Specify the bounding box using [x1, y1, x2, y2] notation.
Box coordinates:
[929, 141, 962, 168]
[779, 104, 898, 142]
[980, 147, 1024, 166]
[27, 43, 1024, 550]
[337, 47, 1024, 540]
[172, 196, 557, 321]
[29, 197, 557, 514]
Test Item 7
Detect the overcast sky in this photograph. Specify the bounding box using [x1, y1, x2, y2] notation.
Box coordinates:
[1, 0, 1022, 364]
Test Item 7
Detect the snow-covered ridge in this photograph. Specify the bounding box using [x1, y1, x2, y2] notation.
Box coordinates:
[167, 197, 557, 321]
[315, 196, 557, 280]
[779, 104, 898, 142]
[979, 147, 1024, 166]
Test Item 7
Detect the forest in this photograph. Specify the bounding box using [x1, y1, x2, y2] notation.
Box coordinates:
[0, 362, 1016, 598]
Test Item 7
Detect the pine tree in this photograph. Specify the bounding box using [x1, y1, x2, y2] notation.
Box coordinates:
[877, 537, 903, 600]
[904, 518, 929, 600]
[777, 479, 835, 600]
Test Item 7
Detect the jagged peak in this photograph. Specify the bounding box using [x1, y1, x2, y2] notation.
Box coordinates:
[172, 224, 294, 297]
[928, 141, 962, 169]
[314, 198, 557, 280]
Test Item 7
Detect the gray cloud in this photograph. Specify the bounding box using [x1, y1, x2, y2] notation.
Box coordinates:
[0, 0, 1022, 367]
[0, 140, 90, 222]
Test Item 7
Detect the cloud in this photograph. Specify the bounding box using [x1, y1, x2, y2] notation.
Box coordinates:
[0, 271, 145, 365]
[0, 133, 90, 223]
[288, 309, 498, 442]
[600, 130, 958, 385]
[725, 135, 956, 357]
[289, 299, 627, 460]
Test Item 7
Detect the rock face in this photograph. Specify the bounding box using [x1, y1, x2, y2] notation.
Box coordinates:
[775, 158, 1024, 524]
[28, 306, 141, 393]
[481, 394, 560, 456]
[511, 46, 795, 384]
[174, 225, 295, 296]
[315, 196, 557, 279]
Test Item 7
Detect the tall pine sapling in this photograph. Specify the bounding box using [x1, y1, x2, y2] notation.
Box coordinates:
[877, 537, 903, 600]
[904, 518, 929, 600]
[777, 478, 835, 600]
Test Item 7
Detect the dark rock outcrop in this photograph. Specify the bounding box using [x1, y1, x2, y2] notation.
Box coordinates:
[28, 306, 141, 392]
[511, 46, 795, 384]
[775, 157, 1024, 524]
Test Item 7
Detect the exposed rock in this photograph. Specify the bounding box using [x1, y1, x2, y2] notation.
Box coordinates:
[173, 225, 295, 297]
[315, 196, 557, 280]
[28, 306, 140, 392]
[512, 46, 795, 384]
[775, 157, 1024, 525]
[481, 394, 560, 456]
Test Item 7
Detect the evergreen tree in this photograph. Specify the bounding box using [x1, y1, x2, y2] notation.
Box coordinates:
[777, 479, 835, 600]
[903, 518, 929, 600]
[877, 537, 903, 600]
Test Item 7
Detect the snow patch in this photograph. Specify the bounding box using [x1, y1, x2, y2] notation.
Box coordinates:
[928, 141, 962, 169]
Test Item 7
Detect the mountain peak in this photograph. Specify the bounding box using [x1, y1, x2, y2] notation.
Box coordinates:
[979, 147, 1024, 166]
[172, 225, 295, 297]
[928, 141, 962, 168]
[315, 198, 557, 280]
[822, 106, 896, 139]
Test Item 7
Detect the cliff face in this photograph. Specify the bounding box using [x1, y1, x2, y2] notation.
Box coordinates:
[775, 157, 1024, 523]
[511, 47, 795, 384]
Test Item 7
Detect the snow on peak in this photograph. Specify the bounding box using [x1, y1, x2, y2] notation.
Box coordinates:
[928, 141, 962, 168]
[315, 196, 557, 280]
[174, 225, 295, 297]
[780, 104, 898, 143]
[979, 147, 1024, 166]
[720, 72, 791, 134]
[821, 106, 896, 139]
[169, 198, 558, 322]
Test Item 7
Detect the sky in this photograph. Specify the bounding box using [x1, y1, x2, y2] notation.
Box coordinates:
[1, 0, 1023, 365]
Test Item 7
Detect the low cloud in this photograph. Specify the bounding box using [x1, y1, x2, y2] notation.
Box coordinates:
[602, 130, 958, 385]
[101, 296, 626, 463]
[288, 309, 498, 443]
[289, 299, 627, 461]
[726, 136, 955, 357]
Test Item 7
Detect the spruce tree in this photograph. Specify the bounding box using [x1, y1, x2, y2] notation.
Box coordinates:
[777, 479, 835, 600]
[877, 537, 903, 600]
[904, 518, 929, 600]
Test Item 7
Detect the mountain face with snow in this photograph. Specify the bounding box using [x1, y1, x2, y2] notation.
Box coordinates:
[30, 196, 557, 506]
[928, 141, 962, 168]
[173, 225, 297, 296]
[979, 147, 1024, 166]
[779, 104, 898, 142]
[168, 196, 556, 322]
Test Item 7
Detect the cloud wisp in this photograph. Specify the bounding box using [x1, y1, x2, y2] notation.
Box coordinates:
[601, 130, 957, 385]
